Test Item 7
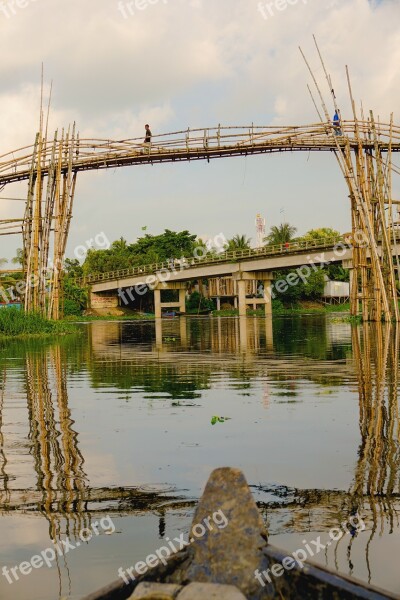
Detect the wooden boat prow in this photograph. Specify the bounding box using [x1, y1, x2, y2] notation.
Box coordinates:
[83, 468, 398, 600]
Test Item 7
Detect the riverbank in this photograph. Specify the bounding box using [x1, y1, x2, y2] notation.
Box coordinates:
[0, 308, 79, 338]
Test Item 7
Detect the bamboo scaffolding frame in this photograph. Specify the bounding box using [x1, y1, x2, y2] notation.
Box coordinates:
[299, 45, 400, 321]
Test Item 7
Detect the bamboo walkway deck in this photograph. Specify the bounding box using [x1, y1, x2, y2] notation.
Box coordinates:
[1, 121, 400, 186]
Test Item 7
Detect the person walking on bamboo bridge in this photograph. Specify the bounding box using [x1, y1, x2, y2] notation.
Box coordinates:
[332, 110, 341, 135]
[144, 124, 152, 145]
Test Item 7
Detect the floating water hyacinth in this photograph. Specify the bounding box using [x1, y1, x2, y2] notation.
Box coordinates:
[211, 416, 231, 425]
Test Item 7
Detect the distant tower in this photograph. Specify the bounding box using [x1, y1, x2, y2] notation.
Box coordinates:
[255, 214, 266, 248]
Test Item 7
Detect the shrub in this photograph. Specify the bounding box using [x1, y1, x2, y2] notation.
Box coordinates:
[0, 308, 77, 337]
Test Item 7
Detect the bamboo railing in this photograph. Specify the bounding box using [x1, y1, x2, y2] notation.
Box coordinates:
[1, 121, 400, 185]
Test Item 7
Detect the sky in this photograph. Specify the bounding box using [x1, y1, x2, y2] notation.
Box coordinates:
[0, 0, 399, 262]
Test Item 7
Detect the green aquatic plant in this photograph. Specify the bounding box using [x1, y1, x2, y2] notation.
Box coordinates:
[0, 308, 78, 337]
[211, 415, 231, 425]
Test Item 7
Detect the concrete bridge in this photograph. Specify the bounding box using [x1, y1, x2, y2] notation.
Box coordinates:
[86, 236, 354, 317]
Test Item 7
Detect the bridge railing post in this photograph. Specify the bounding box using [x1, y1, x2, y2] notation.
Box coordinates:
[203, 129, 208, 151]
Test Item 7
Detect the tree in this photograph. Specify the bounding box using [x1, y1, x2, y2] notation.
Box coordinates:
[265, 223, 297, 246]
[272, 268, 325, 304]
[302, 270, 325, 299]
[300, 228, 340, 243]
[64, 258, 84, 278]
[12, 248, 24, 266]
[82, 230, 198, 275]
[325, 264, 349, 282]
[63, 259, 86, 315]
[225, 234, 252, 251]
[130, 230, 197, 264]
[298, 229, 348, 282]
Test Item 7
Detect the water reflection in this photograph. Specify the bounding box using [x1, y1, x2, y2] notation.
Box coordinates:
[0, 317, 399, 598]
[0, 368, 9, 502]
[350, 323, 400, 583]
[25, 345, 88, 540]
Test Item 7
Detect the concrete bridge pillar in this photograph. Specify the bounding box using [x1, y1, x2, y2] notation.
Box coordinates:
[237, 279, 247, 317]
[154, 288, 162, 319]
[179, 288, 186, 313]
[262, 278, 273, 318]
[154, 282, 187, 318]
[233, 272, 274, 317]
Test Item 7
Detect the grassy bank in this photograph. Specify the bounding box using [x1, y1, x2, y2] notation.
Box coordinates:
[66, 312, 155, 322]
[0, 308, 78, 337]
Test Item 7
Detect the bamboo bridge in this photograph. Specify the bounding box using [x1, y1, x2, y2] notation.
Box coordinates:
[0, 121, 400, 186]
[1, 119, 400, 321]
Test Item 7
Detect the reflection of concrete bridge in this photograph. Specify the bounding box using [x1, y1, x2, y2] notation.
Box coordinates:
[87, 236, 353, 316]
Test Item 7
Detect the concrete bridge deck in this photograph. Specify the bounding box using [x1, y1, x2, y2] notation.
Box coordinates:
[87, 237, 352, 295]
[85, 236, 357, 317]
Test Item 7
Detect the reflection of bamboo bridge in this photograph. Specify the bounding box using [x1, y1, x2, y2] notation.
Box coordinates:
[23, 346, 89, 538]
[1, 320, 400, 592]
[0, 486, 195, 518]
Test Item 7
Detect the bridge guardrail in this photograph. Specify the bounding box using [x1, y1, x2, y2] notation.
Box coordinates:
[2, 120, 400, 184]
[79, 236, 347, 286]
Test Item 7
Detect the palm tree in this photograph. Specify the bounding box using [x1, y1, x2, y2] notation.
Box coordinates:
[12, 248, 24, 266]
[225, 234, 252, 251]
[264, 223, 297, 246]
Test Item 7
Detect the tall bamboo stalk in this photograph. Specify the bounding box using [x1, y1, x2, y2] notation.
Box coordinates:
[300, 46, 400, 321]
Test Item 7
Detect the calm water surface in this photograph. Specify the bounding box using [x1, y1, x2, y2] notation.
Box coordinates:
[0, 316, 399, 599]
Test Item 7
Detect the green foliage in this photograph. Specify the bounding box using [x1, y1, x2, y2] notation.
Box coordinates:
[299, 228, 340, 242]
[273, 268, 325, 303]
[82, 230, 198, 275]
[325, 264, 349, 282]
[63, 259, 87, 315]
[132, 230, 197, 262]
[273, 269, 302, 303]
[302, 270, 325, 299]
[63, 299, 83, 316]
[83, 239, 132, 274]
[211, 415, 231, 425]
[11, 248, 24, 266]
[225, 234, 252, 251]
[0, 308, 77, 337]
[271, 298, 285, 312]
[64, 258, 83, 278]
[186, 291, 215, 312]
[265, 222, 297, 246]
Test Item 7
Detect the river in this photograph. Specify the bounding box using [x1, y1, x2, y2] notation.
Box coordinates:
[0, 315, 399, 599]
